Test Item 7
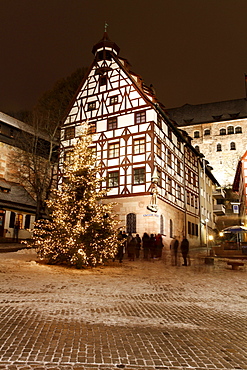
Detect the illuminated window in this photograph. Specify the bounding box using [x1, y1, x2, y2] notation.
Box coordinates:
[88, 122, 96, 134]
[109, 142, 120, 158]
[108, 171, 119, 188]
[227, 126, 234, 134]
[64, 150, 73, 163]
[107, 117, 117, 130]
[133, 138, 145, 154]
[87, 102, 96, 111]
[110, 96, 118, 105]
[135, 111, 146, 124]
[64, 127, 75, 140]
[133, 168, 145, 184]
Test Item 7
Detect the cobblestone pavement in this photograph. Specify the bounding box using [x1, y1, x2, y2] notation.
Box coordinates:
[0, 248, 246, 370]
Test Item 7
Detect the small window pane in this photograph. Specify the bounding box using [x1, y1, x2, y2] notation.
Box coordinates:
[135, 111, 146, 124]
[107, 117, 117, 130]
[134, 168, 145, 184]
[108, 171, 119, 187]
[134, 139, 145, 154]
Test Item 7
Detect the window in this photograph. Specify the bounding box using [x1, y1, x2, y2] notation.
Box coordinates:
[133, 168, 145, 184]
[177, 184, 182, 200]
[167, 150, 172, 167]
[177, 159, 181, 175]
[88, 122, 96, 134]
[24, 215, 31, 229]
[204, 128, 210, 136]
[135, 111, 146, 124]
[216, 143, 222, 152]
[64, 127, 75, 140]
[169, 219, 173, 238]
[227, 126, 234, 134]
[157, 169, 162, 187]
[156, 139, 162, 157]
[167, 177, 172, 194]
[87, 102, 96, 111]
[188, 221, 191, 235]
[99, 75, 107, 86]
[230, 142, 236, 150]
[187, 192, 190, 205]
[64, 150, 73, 163]
[108, 171, 119, 188]
[126, 213, 136, 234]
[160, 215, 164, 234]
[168, 127, 172, 141]
[235, 126, 242, 134]
[220, 128, 226, 135]
[107, 117, 117, 130]
[9, 212, 15, 228]
[110, 95, 118, 105]
[194, 131, 200, 138]
[108, 142, 120, 158]
[157, 115, 162, 129]
[133, 138, 145, 154]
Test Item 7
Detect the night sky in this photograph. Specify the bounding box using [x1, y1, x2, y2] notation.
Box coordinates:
[1, 0, 247, 113]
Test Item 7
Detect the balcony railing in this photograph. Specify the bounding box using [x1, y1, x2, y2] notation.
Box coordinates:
[213, 204, 226, 215]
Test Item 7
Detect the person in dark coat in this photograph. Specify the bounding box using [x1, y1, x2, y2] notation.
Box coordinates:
[180, 237, 189, 266]
[127, 233, 136, 261]
[115, 231, 125, 263]
[155, 234, 163, 259]
[170, 236, 179, 266]
[149, 234, 156, 259]
[135, 234, 141, 259]
[142, 233, 150, 259]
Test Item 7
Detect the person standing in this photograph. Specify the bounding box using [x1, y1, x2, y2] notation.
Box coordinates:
[13, 220, 20, 243]
[170, 236, 179, 266]
[149, 234, 156, 259]
[135, 234, 141, 259]
[155, 234, 163, 259]
[180, 236, 189, 266]
[142, 233, 150, 259]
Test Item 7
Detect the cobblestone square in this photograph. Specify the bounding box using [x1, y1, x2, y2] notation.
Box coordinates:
[0, 247, 246, 370]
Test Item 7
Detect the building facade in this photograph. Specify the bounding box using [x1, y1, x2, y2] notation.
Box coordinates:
[233, 150, 247, 226]
[0, 112, 37, 240]
[167, 99, 247, 188]
[60, 33, 219, 247]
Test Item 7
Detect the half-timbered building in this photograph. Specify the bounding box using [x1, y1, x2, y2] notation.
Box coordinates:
[60, 32, 218, 247]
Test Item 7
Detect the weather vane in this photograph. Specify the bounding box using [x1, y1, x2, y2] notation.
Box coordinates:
[104, 21, 108, 32]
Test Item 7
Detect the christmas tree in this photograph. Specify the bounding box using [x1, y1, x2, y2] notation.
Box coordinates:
[33, 125, 120, 268]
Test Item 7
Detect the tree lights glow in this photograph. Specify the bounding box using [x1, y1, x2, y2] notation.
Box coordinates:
[32, 126, 120, 268]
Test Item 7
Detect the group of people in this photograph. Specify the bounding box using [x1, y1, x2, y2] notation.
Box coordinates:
[115, 231, 164, 262]
[115, 231, 190, 266]
[170, 236, 190, 266]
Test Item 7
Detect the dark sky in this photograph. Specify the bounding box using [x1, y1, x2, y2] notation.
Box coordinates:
[1, 0, 247, 113]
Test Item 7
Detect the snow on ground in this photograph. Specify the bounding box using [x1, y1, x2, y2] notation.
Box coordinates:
[0, 248, 246, 328]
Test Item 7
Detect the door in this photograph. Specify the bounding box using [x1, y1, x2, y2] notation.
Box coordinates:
[0, 210, 5, 237]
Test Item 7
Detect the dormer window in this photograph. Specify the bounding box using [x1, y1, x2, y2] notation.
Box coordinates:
[88, 102, 96, 111]
[110, 96, 118, 105]
[99, 75, 107, 86]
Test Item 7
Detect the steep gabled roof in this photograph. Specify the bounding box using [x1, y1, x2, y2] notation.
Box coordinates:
[166, 98, 247, 126]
